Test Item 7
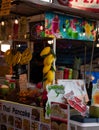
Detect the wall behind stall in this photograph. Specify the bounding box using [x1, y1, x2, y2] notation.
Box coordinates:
[29, 38, 99, 84]
[56, 39, 98, 67]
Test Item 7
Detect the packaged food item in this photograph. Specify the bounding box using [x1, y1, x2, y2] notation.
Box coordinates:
[64, 91, 88, 116]
[89, 105, 99, 118]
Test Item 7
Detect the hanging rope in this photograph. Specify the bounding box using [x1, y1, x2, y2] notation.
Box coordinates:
[84, 45, 86, 80]
[87, 41, 95, 88]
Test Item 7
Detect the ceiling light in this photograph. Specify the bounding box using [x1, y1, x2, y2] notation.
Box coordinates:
[83, 32, 85, 36]
[48, 40, 53, 44]
[63, 24, 66, 32]
[14, 18, 19, 24]
[1, 21, 5, 26]
[40, 25, 43, 31]
[1, 44, 10, 52]
[18, 44, 21, 47]
[96, 43, 99, 47]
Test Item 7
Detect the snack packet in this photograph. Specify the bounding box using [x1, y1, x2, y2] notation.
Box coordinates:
[64, 91, 88, 116]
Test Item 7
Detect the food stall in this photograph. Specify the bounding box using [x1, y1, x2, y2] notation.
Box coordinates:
[0, 0, 99, 130]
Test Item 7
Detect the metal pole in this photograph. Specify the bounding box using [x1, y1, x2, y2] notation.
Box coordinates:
[84, 45, 86, 80]
[53, 37, 56, 84]
[87, 41, 95, 88]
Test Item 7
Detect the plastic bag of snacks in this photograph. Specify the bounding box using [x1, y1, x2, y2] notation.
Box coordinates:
[64, 91, 88, 116]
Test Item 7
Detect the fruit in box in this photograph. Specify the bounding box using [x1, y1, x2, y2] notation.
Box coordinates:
[89, 105, 99, 118]
[0, 85, 9, 95]
[18, 89, 42, 105]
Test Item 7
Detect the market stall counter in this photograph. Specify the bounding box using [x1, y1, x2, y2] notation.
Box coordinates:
[0, 77, 51, 130]
[0, 99, 51, 130]
[70, 119, 99, 130]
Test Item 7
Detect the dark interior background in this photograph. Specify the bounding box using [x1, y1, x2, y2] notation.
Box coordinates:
[31, 39, 98, 66]
[29, 38, 99, 83]
[56, 39, 98, 66]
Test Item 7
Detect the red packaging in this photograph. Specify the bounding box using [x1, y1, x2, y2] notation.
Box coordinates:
[64, 68, 69, 79]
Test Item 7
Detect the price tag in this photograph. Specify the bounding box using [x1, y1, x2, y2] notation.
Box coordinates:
[19, 74, 28, 91]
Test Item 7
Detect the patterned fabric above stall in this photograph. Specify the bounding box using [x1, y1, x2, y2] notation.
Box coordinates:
[45, 11, 97, 41]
